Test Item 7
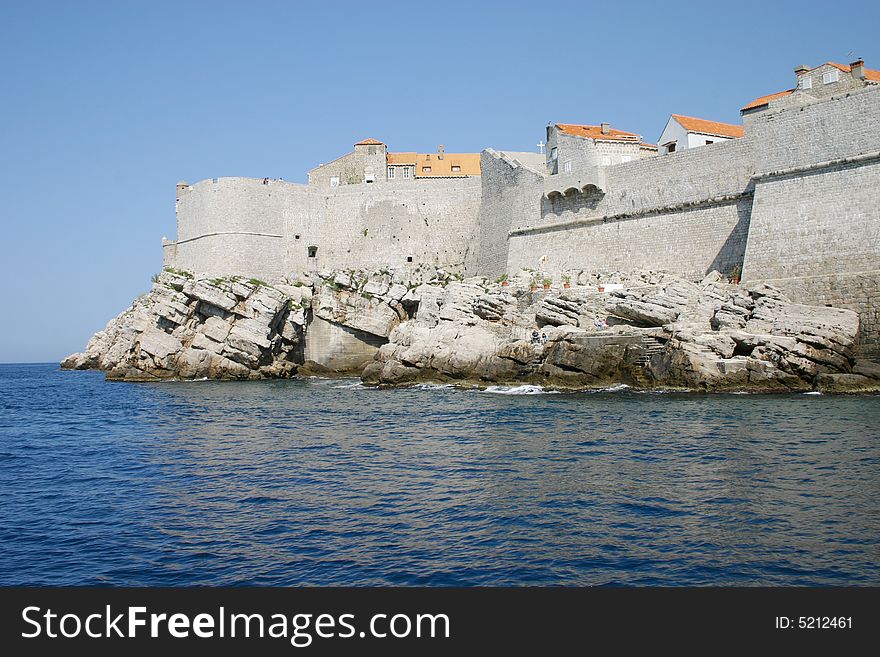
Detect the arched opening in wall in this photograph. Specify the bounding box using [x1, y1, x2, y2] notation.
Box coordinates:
[308, 246, 318, 258]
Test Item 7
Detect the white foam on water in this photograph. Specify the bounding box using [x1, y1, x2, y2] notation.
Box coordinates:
[413, 383, 456, 390]
[332, 381, 365, 389]
[481, 385, 559, 395]
[803, 391, 823, 395]
[602, 384, 630, 392]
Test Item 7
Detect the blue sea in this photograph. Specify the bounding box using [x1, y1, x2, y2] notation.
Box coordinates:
[1, 363, 878, 586]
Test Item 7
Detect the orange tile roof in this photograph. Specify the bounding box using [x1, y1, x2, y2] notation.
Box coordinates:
[355, 138, 385, 146]
[415, 152, 481, 177]
[672, 114, 744, 138]
[386, 152, 417, 165]
[640, 142, 658, 149]
[741, 61, 880, 111]
[741, 89, 796, 112]
[828, 61, 880, 82]
[387, 152, 481, 176]
[556, 123, 641, 141]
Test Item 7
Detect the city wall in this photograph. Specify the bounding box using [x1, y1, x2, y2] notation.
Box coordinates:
[165, 176, 481, 279]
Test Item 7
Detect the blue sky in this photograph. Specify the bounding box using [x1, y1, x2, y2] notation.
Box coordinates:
[1, 0, 877, 363]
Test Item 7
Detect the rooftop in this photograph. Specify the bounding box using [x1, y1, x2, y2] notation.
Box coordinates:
[671, 114, 744, 139]
[355, 138, 385, 146]
[556, 123, 641, 141]
[387, 151, 481, 177]
[741, 61, 880, 111]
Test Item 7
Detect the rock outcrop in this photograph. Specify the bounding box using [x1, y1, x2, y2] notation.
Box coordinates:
[362, 269, 880, 393]
[64, 266, 880, 392]
[61, 271, 306, 380]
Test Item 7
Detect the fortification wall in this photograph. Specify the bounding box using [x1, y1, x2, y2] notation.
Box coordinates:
[167, 177, 310, 279]
[303, 316, 386, 371]
[165, 174, 481, 280]
[742, 87, 880, 359]
[506, 135, 756, 277]
[313, 177, 482, 272]
[507, 200, 752, 278]
[477, 150, 545, 277]
[746, 86, 880, 172]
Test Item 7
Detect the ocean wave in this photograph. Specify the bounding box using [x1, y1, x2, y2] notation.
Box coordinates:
[413, 383, 456, 390]
[803, 391, 823, 396]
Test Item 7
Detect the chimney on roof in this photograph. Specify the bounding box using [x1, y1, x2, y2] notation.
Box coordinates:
[438, 144, 445, 160]
[600, 123, 610, 135]
[850, 59, 866, 80]
[793, 64, 810, 85]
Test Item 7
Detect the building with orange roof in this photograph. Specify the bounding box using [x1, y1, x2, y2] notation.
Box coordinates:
[657, 114, 745, 155]
[309, 139, 481, 187]
[741, 60, 880, 115]
[544, 122, 655, 176]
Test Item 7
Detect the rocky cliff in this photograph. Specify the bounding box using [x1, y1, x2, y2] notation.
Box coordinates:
[63, 267, 880, 392]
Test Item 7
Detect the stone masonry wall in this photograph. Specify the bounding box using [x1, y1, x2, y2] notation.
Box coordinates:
[166, 174, 481, 281]
[477, 150, 545, 278]
[506, 134, 756, 276]
[741, 87, 880, 359]
[507, 199, 752, 279]
[313, 177, 481, 272]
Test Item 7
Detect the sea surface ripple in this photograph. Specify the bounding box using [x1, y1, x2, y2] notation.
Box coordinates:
[1, 363, 878, 586]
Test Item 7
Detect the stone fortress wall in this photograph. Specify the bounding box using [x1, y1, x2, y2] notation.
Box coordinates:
[162, 71, 880, 359]
[165, 175, 481, 280]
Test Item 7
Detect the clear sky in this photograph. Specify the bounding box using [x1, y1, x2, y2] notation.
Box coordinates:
[1, 0, 878, 363]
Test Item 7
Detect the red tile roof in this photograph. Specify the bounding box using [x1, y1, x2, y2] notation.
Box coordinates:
[828, 61, 880, 82]
[741, 62, 880, 111]
[671, 114, 744, 138]
[557, 123, 640, 141]
[355, 138, 385, 146]
[741, 89, 796, 112]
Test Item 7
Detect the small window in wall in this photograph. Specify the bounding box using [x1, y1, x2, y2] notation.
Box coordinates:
[365, 173, 375, 183]
[387, 167, 395, 179]
[330, 176, 339, 187]
[822, 69, 839, 84]
[451, 165, 461, 173]
[666, 142, 676, 153]
[799, 77, 813, 90]
[403, 167, 411, 179]
[704, 140, 714, 145]
[295, 234, 301, 240]
[602, 156, 612, 166]
[422, 166, 432, 173]
[308, 246, 318, 258]
[550, 147, 558, 160]
[563, 161, 572, 173]
[406, 256, 413, 263]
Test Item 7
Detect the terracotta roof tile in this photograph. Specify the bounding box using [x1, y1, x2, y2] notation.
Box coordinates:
[671, 114, 744, 138]
[741, 89, 795, 112]
[556, 123, 641, 141]
[387, 152, 481, 176]
[386, 152, 417, 165]
[827, 61, 880, 82]
[741, 61, 880, 111]
[355, 138, 385, 146]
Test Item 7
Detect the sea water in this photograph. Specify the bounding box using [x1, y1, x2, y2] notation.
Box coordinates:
[1, 363, 878, 586]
